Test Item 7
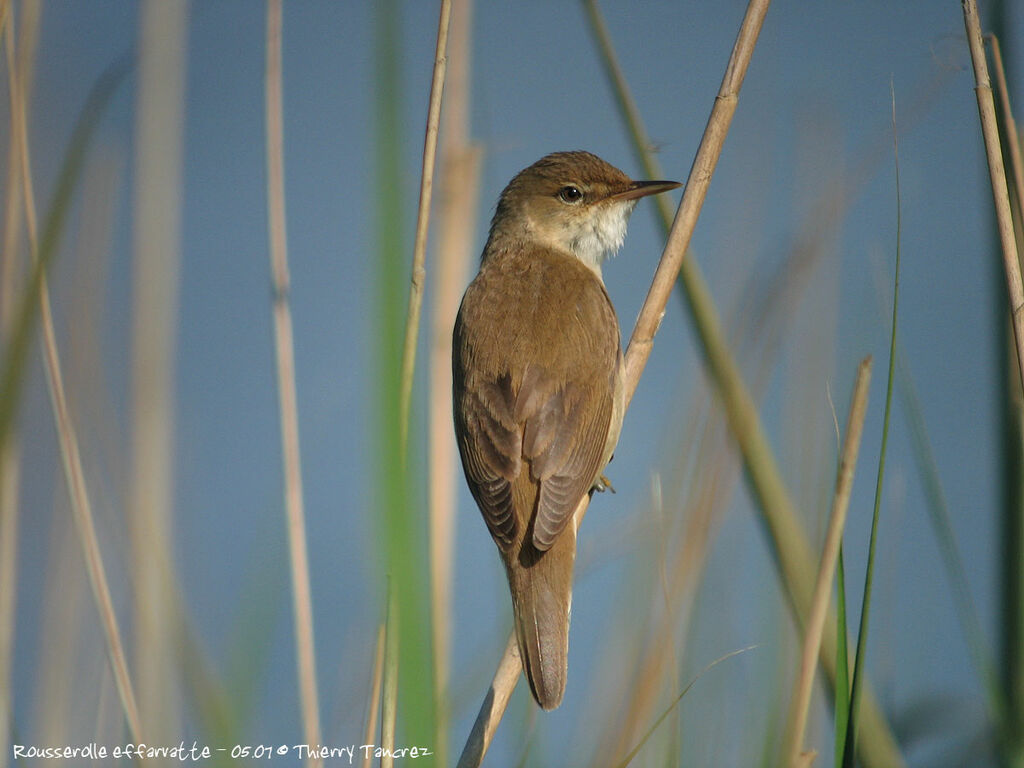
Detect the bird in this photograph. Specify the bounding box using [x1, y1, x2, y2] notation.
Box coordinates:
[452, 151, 680, 709]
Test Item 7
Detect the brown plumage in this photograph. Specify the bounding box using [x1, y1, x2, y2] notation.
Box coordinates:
[453, 151, 679, 709]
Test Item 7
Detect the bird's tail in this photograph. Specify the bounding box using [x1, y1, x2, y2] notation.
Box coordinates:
[506, 525, 576, 710]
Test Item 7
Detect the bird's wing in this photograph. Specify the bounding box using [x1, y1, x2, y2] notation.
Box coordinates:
[453, 246, 620, 553]
[517, 358, 615, 552]
[453, 370, 522, 549]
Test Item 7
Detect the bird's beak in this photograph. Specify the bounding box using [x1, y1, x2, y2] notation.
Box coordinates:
[609, 179, 682, 202]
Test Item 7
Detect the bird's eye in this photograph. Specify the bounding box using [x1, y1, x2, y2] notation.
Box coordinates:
[558, 185, 583, 203]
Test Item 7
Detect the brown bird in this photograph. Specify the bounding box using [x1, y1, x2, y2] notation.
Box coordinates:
[452, 151, 680, 709]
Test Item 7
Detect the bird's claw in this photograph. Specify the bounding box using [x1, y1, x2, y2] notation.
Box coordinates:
[592, 473, 616, 494]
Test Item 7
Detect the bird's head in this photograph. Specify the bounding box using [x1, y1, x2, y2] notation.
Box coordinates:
[486, 151, 680, 276]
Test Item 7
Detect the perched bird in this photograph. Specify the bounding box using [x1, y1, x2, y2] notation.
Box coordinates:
[452, 151, 680, 709]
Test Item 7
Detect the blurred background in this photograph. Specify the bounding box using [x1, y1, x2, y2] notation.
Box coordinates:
[4, 1, 1024, 766]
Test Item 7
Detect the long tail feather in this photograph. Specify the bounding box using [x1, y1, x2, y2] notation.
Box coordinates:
[507, 526, 575, 710]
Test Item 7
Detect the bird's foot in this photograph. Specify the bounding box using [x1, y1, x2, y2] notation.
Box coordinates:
[592, 473, 616, 494]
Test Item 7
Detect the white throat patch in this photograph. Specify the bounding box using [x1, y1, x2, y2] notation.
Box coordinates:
[566, 200, 636, 277]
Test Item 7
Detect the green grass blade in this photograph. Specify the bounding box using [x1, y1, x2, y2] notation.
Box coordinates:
[842, 83, 903, 768]
[372, 0, 435, 751]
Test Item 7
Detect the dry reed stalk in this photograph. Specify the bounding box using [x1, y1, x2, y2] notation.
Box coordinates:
[456, 2, 772, 764]
[360, 622, 386, 768]
[987, 35, 1024, 254]
[961, 0, 1024, 395]
[0, 3, 42, 753]
[398, 0, 452, 455]
[381, 584, 399, 768]
[427, 0, 479, 763]
[594, 261, 835, 761]
[5, 17, 142, 743]
[622, 0, 768, 400]
[587, 136, 840, 763]
[455, 634, 520, 768]
[781, 358, 873, 768]
[130, 0, 187, 744]
[265, 0, 322, 760]
[592, 266, 813, 759]
[5, 0, 141, 744]
[55, 146, 124, 747]
[585, 3, 905, 764]
[983, 28, 1024, 766]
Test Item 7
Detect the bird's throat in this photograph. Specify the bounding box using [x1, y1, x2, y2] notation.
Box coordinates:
[566, 200, 635, 276]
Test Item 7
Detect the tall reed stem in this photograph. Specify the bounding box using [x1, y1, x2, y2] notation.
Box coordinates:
[265, 1, 322, 760]
[961, 0, 1024, 395]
